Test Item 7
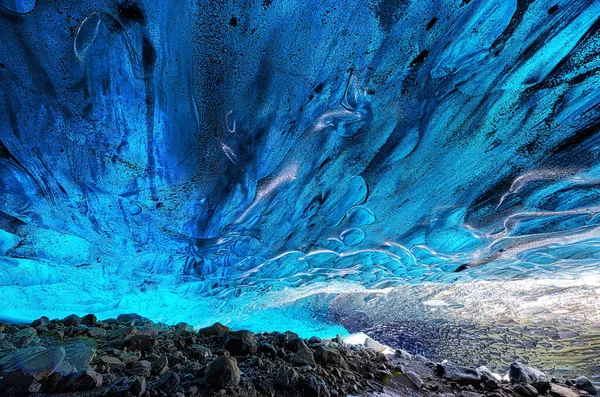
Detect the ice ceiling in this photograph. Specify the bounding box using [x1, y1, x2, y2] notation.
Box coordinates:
[1, 0, 600, 339]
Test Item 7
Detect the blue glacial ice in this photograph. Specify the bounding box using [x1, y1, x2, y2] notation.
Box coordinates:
[1, 0, 600, 337]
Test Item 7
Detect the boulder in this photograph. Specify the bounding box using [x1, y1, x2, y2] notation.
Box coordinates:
[125, 360, 152, 377]
[314, 347, 344, 367]
[62, 314, 82, 327]
[190, 344, 211, 360]
[108, 325, 137, 340]
[151, 356, 169, 375]
[62, 368, 103, 392]
[81, 314, 97, 326]
[198, 322, 232, 337]
[437, 363, 481, 386]
[155, 371, 181, 393]
[12, 327, 37, 348]
[549, 384, 579, 397]
[88, 327, 106, 338]
[64, 338, 96, 371]
[2, 346, 65, 380]
[205, 356, 240, 388]
[575, 376, 598, 395]
[124, 334, 157, 351]
[291, 347, 316, 367]
[99, 356, 125, 371]
[225, 330, 256, 355]
[509, 362, 547, 385]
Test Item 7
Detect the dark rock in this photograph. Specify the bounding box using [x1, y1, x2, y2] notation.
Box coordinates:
[510, 362, 547, 385]
[155, 371, 181, 393]
[88, 327, 106, 338]
[151, 355, 169, 375]
[225, 330, 257, 355]
[175, 322, 189, 331]
[81, 313, 97, 326]
[259, 342, 278, 356]
[1, 346, 65, 380]
[575, 376, 598, 395]
[63, 368, 103, 392]
[190, 344, 211, 360]
[314, 347, 344, 367]
[116, 313, 144, 324]
[1, 369, 43, 393]
[515, 383, 540, 397]
[126, 360, 152, 377]
[99, 355, 125, 371]
[30, 316, 49, 328]
[275, 364, 298, 387]
[108, 325, 137, 340]
[302, 375, 330, 397]
[12, 327, 37, 348]
[130, 376, 146, 396]
[125, 334, 157, 351]
[549, 384, 579, 397]
[64, 338, 96, 371]
[438, 363, 481, 386]
[62, 314, 82, 327]
[308, 336, 322, 344]
[198, 322, 232, 337]
[119, 351, 141, 364]
[291, 347, 316, 367]
[404, 369, 423, 389]
[287, 337, 308, 352]
[205, 355, 241, 388]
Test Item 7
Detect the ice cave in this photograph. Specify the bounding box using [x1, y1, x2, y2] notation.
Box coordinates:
[1, 0, 600, 394]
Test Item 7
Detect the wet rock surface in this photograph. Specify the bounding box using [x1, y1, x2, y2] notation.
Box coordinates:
[0, 314, 596, 396]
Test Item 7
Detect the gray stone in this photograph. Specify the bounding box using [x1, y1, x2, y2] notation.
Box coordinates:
[438, 363, 481, 386]
[124, 334, 157, 351]
[119, 351, 141, 364]
[509, 362, 547, 385]
[108, 325, 137, 340]
[12, 327, 37, 348]
[3, 346, 65, 381]
[549, 384, 579, 397]
[88, 327, 106, 338]
[364, 337, 387, 353]
[64, 338, 96, 371]
[575, 376, 598, 395]
[515, 383, 539, 397]
[126, 360, 152, 377]
[99, 355, 125, 371]
[205, 356, 240, 388]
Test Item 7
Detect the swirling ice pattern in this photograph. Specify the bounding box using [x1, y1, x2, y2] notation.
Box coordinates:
[1, 0, 600, 338]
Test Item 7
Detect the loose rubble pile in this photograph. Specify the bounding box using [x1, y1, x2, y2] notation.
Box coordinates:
[0, 314, 597, 397]
[0, 314, 393, 396]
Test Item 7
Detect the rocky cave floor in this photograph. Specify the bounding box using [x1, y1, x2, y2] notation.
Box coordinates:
[0, 314, 596, 397]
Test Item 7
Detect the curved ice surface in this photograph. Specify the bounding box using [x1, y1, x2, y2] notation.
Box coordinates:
[1, 0, 600, 339]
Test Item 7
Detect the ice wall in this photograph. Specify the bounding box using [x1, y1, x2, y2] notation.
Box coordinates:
[1, 0, 600, 333]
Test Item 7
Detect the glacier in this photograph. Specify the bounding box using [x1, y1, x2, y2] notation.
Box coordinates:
[1, 0, 600, 375]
